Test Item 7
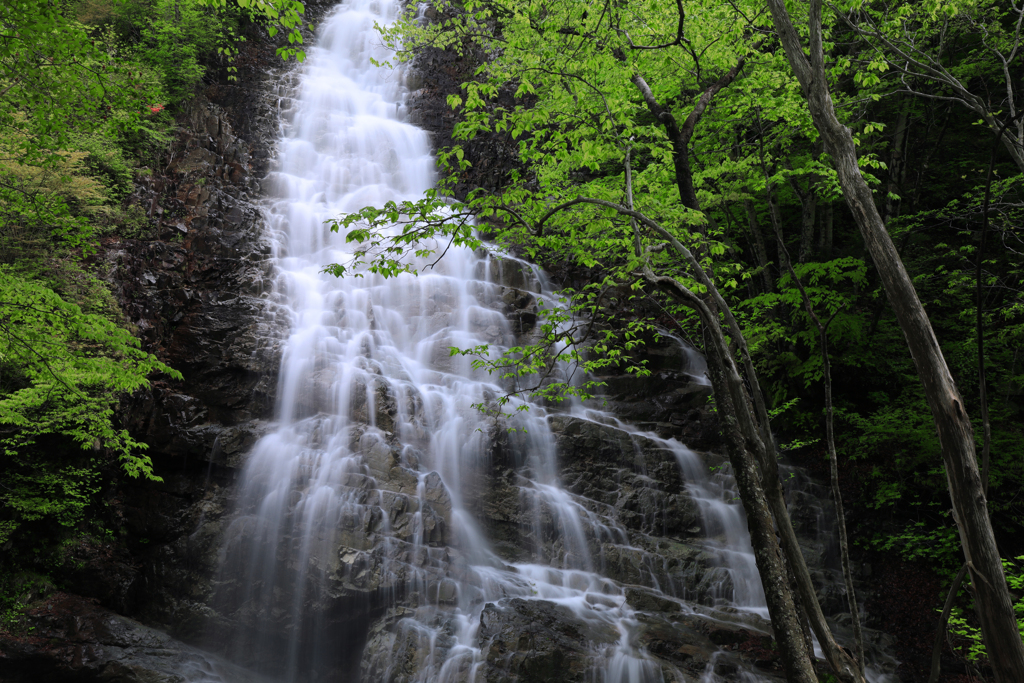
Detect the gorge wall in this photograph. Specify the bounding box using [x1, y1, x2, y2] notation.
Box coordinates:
[0, 4, 897, 683]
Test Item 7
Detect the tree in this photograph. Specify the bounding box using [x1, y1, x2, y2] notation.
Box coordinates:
[765, 0, 1024, 679]
[330, 1, 875, 679]
[833, 0, 1024, 174]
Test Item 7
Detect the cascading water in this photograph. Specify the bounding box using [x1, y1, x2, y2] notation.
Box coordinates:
[202, 2, 890, 682]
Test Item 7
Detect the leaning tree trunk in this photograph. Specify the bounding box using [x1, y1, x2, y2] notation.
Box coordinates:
[928, 119, 1006, 683]
[702, 338, 820, 683]
[602, 191, 865, 682]
[767, 1, 1024, 680]
[644, 269, 820, 683]
[622, 155, 821, 683]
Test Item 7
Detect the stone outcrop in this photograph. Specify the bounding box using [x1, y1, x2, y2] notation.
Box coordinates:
[0, 593, 259, 683]
[24, 20, 303, 650]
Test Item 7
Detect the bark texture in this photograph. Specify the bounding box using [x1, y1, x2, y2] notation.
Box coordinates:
[569, 192, 864, 683]
[742, 197, 775, 294]
[766, 2, 1024, 680]
[645, 270, 819, 683]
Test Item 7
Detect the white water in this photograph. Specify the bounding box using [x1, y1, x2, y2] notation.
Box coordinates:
[200, 2, 863, 682]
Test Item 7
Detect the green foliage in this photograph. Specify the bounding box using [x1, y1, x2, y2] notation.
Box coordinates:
[837, 0, 1024, 166]
[325, 195, 482, 278]
[450, 290, 657, 415]
[867, 519, 961, 571]
[946, 607, 988, 663]
[0, 269, 181, 543]
[333, 7, 1024, 650]
[137, 0, 227, 103]
[0, 0, 314, 255]
[945, 557, 1024, 663]
[743, 257, 869, 397]
[333, 0, 1017, 451]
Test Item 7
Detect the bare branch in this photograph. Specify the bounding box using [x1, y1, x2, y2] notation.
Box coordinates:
[617, 0, 686, 50]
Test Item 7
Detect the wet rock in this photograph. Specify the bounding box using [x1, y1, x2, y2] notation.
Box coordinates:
[635, 614, 717, 678]
[0, 594, 259, 683]
[476, 598, 616, 682]
[624, 586, 683, 615]
[421, 471, 454, 523]
[549, 415, 702, 540]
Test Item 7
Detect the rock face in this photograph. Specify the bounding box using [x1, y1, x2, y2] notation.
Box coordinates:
[21, 21, 302, 654]
[0, 593, 263, 683]
[474, 598, 622, 683]
[105, 88, 287, 637]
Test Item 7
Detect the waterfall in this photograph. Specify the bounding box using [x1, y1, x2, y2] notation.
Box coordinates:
[201, 2, 886, 682]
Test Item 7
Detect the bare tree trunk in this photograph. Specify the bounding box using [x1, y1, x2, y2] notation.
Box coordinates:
[743, 197, 774, 293]
[574, 191, 865, 683]
[767, 2, 1024, 679]
[623, 151, 818, 679]
[702, 344, 819, 683]
[819, 201, 833, 258]
[883, 100, 910, 226]
[762, 461, 864, 683]
[927, 119, 1004, 683]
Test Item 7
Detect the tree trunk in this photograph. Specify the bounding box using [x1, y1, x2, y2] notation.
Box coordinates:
[631, 57, 746, 217]
[743, 197, 774, 293]
[784, 156, 818, 263]
[626, 167, 812, 680]
[589, 192, 864, 683]
[767, 2, 1024, 679]
[797, 188, 816, 263]
[819, 201, 833, 257]
[645, 270, 819, 683]
[883, 100, 910, 226]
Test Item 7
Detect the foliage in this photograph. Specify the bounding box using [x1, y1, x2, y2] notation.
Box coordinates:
[0, 270, 181, 543]
[0, 0, 307, 589]
[945, 556, 1024, 663]
[322, 6, 1024, 675]
[137, 0, 234, 103]
[833, 0, 1024, 172]
[866, 519, 961, 573]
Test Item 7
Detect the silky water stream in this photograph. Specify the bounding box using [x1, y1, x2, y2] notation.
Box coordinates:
[203, 2, 882, 681]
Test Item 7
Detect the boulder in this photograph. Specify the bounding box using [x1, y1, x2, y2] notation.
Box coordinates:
[0, 594, 262, 683]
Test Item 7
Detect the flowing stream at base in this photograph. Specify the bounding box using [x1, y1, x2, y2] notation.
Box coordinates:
[202, 3, 883, 682]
